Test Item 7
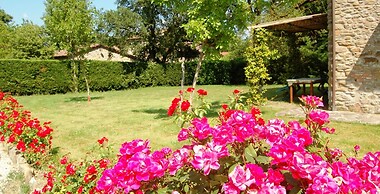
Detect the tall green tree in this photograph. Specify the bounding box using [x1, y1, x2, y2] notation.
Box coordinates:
[156, 0, 252, 103]
[11, 21, 54, 59]
[94, 7, 145, 59]
[44, 0, 94, 97]
[115, 0, 196, 63]
[0, 9, 14, 58]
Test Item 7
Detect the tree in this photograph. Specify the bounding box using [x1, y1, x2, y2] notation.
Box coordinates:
[0, 9, 13, 24]
[11, 21, 54, 59]
[94, 7, 145, 59]
[155, 0, 252, 104]
[44, 0, 94, 99]
[115, 0, 196, 63]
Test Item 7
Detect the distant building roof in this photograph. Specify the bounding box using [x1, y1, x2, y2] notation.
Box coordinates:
[53, 44, 137, 61]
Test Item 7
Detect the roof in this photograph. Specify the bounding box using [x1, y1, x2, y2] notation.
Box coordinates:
[53, 44, 137, 60]
[252, 13, 327, 32]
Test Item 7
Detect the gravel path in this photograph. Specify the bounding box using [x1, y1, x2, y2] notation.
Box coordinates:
[0, 144, 15, 193]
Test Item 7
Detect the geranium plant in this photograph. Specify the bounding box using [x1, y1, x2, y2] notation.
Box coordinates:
[0, 92, 53, 167]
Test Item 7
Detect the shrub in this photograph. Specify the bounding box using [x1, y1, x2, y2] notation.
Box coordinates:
[0, 59, 246, 96]
[0, 92, 53, 167]
[0, 59, 71, 95]
[94, 94, 380, 193]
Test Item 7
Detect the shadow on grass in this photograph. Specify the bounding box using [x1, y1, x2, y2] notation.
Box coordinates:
[264, 85, 329, 108]
[133, 101, 224, 120]
[65, 96, 104, 102]
[132, 108, 169, 119]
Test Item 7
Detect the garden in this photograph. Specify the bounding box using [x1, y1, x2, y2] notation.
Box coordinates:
[1, 0, 379, 193]
[1, 84, 379, 193]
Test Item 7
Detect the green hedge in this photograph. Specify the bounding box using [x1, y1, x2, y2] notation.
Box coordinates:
[0, 59, 71, 95]
[0, 59, 246, 95]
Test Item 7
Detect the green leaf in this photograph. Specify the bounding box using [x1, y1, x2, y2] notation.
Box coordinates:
[255, 155, 270, 165]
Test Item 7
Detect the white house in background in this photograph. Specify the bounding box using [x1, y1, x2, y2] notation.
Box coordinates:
[53, 44, 136, 62]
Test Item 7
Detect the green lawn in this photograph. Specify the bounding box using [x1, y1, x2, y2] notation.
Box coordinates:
[14, 85, 379, 160]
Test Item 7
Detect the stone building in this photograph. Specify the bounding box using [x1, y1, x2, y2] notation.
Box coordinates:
[253, 0, 379, 114]
[328, 0, 379, 114]
[54, 44, 135, 62]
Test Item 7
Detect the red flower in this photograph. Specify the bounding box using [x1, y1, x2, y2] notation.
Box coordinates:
[17, 140, 26, 152]
[87, 165, 98, 175]
[66, 163, 76, 175]
[0, 92, 4, 100]
[60, 157, 68, 165]
[221, 104, 228, 110]
[84, 174, 97, 183]
[167, 104, 177, 116]
[97, 137, 108, 145]
[172, 97, 181, 105]
[181, 100, 191, 111]
[250, 107, 261, 116]
[233, 89, 240, 94]
[77, 186, 84, 194]
[257, 118, 265, 126]
[197, 89, 208, 96]
[186, 87, 195, 92]
[98, 159, 110, 169]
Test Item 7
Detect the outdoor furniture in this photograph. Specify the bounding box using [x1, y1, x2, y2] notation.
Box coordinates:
[286, 78, 322, 103]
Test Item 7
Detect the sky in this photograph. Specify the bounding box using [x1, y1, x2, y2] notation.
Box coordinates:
[0, 0, 117, 26]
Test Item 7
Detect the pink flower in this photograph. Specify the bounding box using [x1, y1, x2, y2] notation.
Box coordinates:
[300, 95, 324, 108]
[119, 139, 150, 157]
[306, 176, 339, 194]
[168, 148, 189, 175]
[222, 181, 241, 194]
[191, 143, 227, 175]
[307, 110, 330, 126]
[187, 117, 212, 140]
[228, 165, 254, 191]
[177, 128, 189, 141]
[354, 145, 360, 152]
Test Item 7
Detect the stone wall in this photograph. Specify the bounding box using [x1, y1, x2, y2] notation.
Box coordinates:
[332, 0, 380, 113]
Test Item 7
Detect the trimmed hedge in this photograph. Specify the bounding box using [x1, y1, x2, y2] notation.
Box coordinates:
[0, 59, 246, 95]
[0, 59, 71, 95]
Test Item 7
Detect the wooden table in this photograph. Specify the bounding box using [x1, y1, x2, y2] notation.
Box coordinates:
[286, 78, 321, 103]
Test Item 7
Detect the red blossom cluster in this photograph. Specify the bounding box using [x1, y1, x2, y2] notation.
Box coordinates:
[0, 92, 53, 166]
[35, 137, 112, 194]
[167, 87, 208, 116]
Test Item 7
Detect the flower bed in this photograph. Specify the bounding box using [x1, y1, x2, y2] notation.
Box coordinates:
[0, 92, 53, 168]
[4, 89, 375, 193]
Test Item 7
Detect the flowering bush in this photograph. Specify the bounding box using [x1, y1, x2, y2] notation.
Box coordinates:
[95, 94, 380, 193]
[167, 87, 211, 127]
[0, 92, 53, 167]
[35, 137, 113, 193]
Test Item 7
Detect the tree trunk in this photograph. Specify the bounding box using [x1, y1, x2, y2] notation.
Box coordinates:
[181, 60, 185, 102]
[71, 60, 79, 93]
[190, 50, 204, 105]
[85, 76, 91, 103]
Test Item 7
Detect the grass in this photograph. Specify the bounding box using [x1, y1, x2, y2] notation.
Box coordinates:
[14, 85, 380, 160]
